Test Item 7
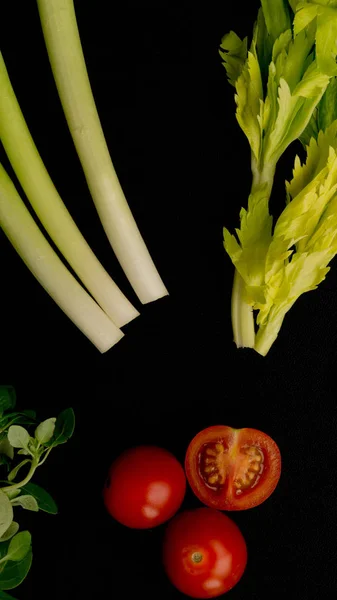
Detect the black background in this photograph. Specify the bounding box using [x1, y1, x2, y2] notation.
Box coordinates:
[1, 1, 337, 599]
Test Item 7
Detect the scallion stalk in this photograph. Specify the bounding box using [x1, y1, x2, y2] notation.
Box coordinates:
[0, 164, 124, 352]
[0, 52, 139, 328]
[37, 0, 168, 305]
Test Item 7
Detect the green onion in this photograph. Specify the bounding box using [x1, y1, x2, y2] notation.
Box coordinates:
[0, 163, 124, 352]
[0, 52, 139, 329]
[37, 0, 168, 304]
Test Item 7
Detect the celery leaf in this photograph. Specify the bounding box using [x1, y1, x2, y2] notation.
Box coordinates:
[294, 1, 337, 76]
[219, 31, 248, 86]
[260, 0, 292, 44]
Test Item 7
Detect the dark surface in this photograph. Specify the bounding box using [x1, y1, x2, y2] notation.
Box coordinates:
[1, 1, 337, 599]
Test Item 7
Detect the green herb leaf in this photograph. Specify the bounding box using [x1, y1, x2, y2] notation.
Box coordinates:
[3, 411, 36, 423]
[19, 483, 58, 514]
[5, 533, 31, 563]
[235, 45, 264, 161]
[315, 11, 337, 76]
[5, 415, 36, 428]
[293, 2, 319, 33]
[294, 1, 337, 76]
[0, 523, 19, 543]
[2, 492, 20, 503]
[264, 61, 329, 165]
[318, 77, 337, 131]
[34, 418, 56, 445]
[254, 125, 337, 355]
[0, 441, 13, 462]
[289, 0, 301, 11]
[7, 461, 30, 484]
[299, 110, 319, 146]
[46, 408, 75, 448]
[0, 389, 16, 417]
[219, 31, 248, 86]
[0, 492, 13, 539]
[0, 548, 32, 590]
[16, 410, 36, 420]
[224, 184, 273, 303]
[7, 428, 30, 451]
[254, 7, 274, 83]
[11, 496, 38, 513]
[260, 0, 292, 45]
[289, 122, 337, 196]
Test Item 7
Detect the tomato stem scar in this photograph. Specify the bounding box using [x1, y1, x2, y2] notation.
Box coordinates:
[191, 552, 203, 564]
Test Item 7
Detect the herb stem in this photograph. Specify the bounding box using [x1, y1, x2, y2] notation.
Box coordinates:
[37, 447, 53, 467]
[1, 458, 39, 494]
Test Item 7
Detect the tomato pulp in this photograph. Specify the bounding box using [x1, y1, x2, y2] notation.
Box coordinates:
[163, 507, 247, 598]
[103, 445, 186, 528]
[185, 425, 281, 511]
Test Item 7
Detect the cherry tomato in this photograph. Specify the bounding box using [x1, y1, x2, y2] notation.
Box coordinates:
[185, 425, 281, 511]
[103, 445, 186, 529]
[163, 507, 247, 598]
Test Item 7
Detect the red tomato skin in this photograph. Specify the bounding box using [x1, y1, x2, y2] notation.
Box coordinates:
[103, 445, 186, 529]
[185, 425, 281, 511]
[163, 508, 247, 598]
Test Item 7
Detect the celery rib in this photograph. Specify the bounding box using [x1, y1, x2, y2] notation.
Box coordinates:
[230, 160, 276, 350]
[37, 0, 168, 305]
[0, 164, 124, 353]
[0, 52, 139, 329]
[231, 269, 255, 349]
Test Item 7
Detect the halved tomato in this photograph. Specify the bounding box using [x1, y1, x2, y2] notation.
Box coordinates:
[185, 426, 281, 511]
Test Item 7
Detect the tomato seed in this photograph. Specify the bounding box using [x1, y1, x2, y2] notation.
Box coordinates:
[208, 474, 219, 484]
[204, 466, 216, 473]
[250, 463, 260, 472]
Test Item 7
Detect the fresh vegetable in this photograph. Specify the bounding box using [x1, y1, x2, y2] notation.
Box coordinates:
[37, 0, 168, 305]
[0, 385, 75, 596]
[0, 163, 124, 353]
[0, 51, 138, 330]
[254, 97, 337, 355]
[220, 0, 337, 354]
[162, 507, 247, 599]
[103, 446, 186, 529]
[185, 426, 281, 511]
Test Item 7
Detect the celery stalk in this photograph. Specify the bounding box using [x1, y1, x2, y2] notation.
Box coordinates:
[221, 1, 330, 355]
[230, 159, 276, 349]
[231, 270, 255, 348]
[0, 164, 124, 353]
[37, 0, 168, 305]
[0, 52, 139, 328]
